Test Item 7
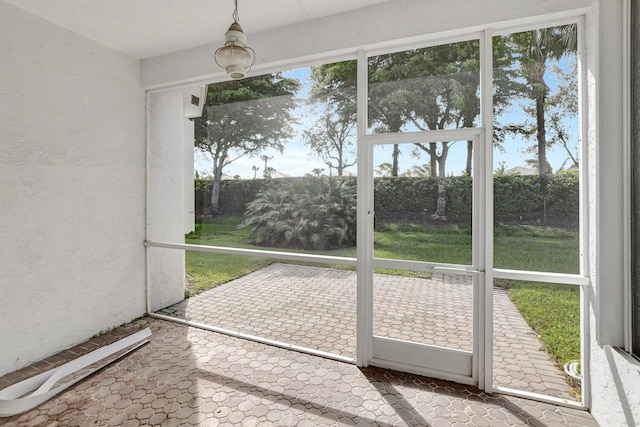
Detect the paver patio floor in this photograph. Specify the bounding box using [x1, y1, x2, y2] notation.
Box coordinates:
[1, 317, 596, 426]
[159, 263, 578, 401]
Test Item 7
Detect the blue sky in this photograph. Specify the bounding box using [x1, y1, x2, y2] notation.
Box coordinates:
[195, 58, 578, 179]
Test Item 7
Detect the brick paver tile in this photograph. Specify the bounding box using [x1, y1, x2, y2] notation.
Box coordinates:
[0, 267, 590, 426]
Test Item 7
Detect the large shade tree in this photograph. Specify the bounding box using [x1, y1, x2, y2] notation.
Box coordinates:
[306, 61, 358, 176]
[194, 73, 300, 212]
[307, 33, 573, 221]
[309, 45, 481, 220]
[368, 54, 408, 176]
[303, 101, 357, 176]
[369, 40, 481, 219]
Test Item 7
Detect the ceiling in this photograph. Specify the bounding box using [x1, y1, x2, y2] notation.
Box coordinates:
[4, 0, 392, 59]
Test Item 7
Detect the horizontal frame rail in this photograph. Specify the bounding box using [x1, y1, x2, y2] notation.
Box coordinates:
[372, 258, 476, 275]
[493, 385, 586, 410]
[365, 128, 482, 144]
[493, 268, 589, 286]
[144, 241, 357, 266]
[149, 313, 355, 364]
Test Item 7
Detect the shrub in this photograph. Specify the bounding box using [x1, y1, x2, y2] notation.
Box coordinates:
[373, 176, 472, 218]
[218, 179, 267, 213]
[239, 177, 357, 250]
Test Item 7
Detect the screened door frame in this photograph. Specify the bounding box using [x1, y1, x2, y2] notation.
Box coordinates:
[354, 23, 590, 408]
[355, 32, 487, 387]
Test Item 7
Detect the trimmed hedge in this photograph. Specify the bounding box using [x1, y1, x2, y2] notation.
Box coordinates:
[196, 178, 266, 216]
[195, 172, 578, 219]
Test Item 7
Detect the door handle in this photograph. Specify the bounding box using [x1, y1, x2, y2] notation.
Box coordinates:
[433, 267, 482, 276]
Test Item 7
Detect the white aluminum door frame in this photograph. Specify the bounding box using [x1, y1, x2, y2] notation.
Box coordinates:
[355, 35, 488, 385]
[366, 133, 482, 385]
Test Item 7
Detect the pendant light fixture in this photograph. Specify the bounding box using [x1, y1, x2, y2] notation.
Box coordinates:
[214, 0, 256, 79]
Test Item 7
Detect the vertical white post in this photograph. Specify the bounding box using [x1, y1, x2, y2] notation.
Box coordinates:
[578, 12, 591, 409]
[356, 50, 373, 366]
[481, 29, 495, 392]
[147, 89, 187, 311]
[183, 117, 195, 235]
[622, 0, 632, 363]
[145, 92, 152, 314]
[183, 86, 206, 235]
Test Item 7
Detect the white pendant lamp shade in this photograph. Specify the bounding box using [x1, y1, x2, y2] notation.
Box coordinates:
[214, 2, 256, 79]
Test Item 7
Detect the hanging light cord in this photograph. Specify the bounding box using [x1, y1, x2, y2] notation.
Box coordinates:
[233, 0, 240, 23]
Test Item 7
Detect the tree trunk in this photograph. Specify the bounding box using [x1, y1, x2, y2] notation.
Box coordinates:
[535, 90, 549, 226]
[432, 177, 447, 221]
[465, 140, 473, 176]
[429, 142, 437, 178]
[431, 143, 449, 221]
[210, 164, 223, 212]
[392, 144, 399, 177]
[536, 93, 548, 177]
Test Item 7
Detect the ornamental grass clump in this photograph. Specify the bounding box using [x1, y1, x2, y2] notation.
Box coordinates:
[240, 176, 356, 250]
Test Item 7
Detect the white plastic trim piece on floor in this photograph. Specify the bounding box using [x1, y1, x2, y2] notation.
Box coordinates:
[0, 328, 152, 417]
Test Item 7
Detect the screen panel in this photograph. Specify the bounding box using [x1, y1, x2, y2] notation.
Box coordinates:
[367, 40, 480, 134]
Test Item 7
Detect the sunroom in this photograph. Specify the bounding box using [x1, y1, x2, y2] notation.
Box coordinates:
[1, 0, 639, 425]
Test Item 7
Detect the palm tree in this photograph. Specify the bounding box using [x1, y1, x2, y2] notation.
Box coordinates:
[494, 162, 507, 176]
[524, 157, 553, 174]
[375, 162, 393, 177]
[261, 155, 272, 179]
[404, 164, 431, 177]
[511, 24, 577, 178]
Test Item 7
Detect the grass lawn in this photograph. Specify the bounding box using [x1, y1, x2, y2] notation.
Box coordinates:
[185, 216, 580, 370]
[184, 216, 356, 295]
[374, 222, 472, 265]
[184, 216, 271, 297]
[496, 280, 580, 368]
[494, 223, 580, 273]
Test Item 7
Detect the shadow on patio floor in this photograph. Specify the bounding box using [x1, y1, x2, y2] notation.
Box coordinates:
[1, 317, 595, 426]
[160, 263, 577, 400]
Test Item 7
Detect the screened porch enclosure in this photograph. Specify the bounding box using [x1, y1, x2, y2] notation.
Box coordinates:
[147, 19, 586, 409]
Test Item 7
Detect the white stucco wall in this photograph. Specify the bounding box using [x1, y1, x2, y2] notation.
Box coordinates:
[0, 1, 146, 375]
[147, 90, 188, 311]
[587, 1, 640, 425]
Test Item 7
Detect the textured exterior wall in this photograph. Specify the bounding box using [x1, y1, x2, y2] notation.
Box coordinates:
[632, 0, 640, 366]
[0, 1, 146, 375]
[590, 343, 640, 426]
[588, 1, 640, 426]
[147, 90, 187, 311]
